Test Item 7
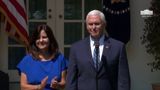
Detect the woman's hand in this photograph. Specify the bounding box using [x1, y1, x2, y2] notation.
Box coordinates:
[38, 76, 48, 90]
[50, 76, 60, 89]
[50, 71, 67, 89]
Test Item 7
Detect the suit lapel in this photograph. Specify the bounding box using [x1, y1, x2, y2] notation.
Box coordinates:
[84, 37, 97, 70]
[98, 36, 111, 72]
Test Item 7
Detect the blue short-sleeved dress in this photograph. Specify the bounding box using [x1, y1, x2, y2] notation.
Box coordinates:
[17, 53, 68, 90]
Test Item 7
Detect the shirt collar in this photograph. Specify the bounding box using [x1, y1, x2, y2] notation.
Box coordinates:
[90, 35, 105, 46]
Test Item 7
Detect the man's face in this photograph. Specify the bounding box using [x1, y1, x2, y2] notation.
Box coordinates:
[86, 15, 105, 39]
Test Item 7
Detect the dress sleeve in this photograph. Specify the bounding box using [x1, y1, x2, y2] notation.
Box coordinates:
[61, 55, 68, 71]
[16, 55, 31, 75]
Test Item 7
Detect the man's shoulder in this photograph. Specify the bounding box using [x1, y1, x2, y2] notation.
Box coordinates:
[72, 37, 89, 45]
[108, 37, 125, 46]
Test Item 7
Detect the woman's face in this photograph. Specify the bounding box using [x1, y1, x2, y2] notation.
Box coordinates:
[36, 30, 50, 51]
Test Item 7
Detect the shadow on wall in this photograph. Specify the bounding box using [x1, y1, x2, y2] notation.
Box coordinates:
[0, 70, 9, 90]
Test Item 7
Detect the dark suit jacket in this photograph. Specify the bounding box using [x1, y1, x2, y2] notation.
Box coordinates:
[65, 36, 130, 90]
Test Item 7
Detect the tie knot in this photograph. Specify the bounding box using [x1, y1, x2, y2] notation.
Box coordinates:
[94, 41, 99, 48]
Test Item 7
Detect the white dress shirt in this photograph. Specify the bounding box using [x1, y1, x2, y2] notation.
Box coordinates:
[90, 35, 105, 62]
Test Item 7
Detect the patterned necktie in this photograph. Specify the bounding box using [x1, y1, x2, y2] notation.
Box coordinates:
[93, 41, 100, 70]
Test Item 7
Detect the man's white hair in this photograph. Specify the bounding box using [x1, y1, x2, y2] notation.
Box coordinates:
[86, 10, 106, 24]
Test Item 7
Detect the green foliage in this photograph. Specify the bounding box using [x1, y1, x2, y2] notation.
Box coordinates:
[141, 0, 160, 71]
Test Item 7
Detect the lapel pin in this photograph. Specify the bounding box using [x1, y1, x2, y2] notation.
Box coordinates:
[105, 46, 109, 48]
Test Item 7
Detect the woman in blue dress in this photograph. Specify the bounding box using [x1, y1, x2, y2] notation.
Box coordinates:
[17, 24, 68, 90]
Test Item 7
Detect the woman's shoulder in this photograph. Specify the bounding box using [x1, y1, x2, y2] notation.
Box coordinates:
[55, 52, 68, 61]
[17, 54, 34, 68]
[20, 54, 36, 63]
[22, 54, 33, 59]
[55, 52, 64, 58]
[55, 52, 68, 68]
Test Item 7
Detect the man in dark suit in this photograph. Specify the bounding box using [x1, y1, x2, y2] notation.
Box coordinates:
[65, 10, 130, 90]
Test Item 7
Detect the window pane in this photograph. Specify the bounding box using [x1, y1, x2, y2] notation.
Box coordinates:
[64, 0, 82, 20]
[64, 47, 70, 60]
[8, 47, 26, 70]
[29, 0, 46, 19]
[84, 23, 89, 37]
[64, 22, 82, 45]
[8, 37, 19, 45]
